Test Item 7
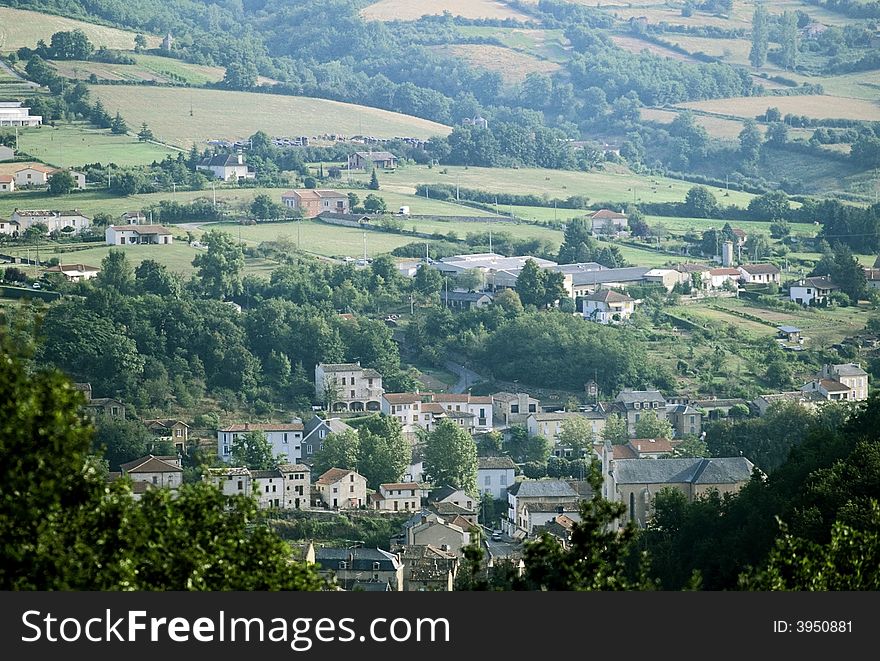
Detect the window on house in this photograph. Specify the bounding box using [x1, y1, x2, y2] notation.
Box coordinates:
[307, 445, 312, 454]
[529, 404, 536, 412]
[333, 487, 338, 493]
[237, 480, 242, 490]
[350, 485, 354, 493]
[634, 402, 641, 409]
[320, 430, 326, 438]
[484, 475, 492, 486]
[152, 476, 158, 485]
[111, 407, 119, 416]
[283, 433, 288, 444]
[339, 561, 347, 570]
[341, 377, 346, 385]
[265, 486, 270, 493]
[372, 562, 381, 570]
[510, 404, 519, 413]
[350, 390, 355, 398]
[501, 474, 507, 486]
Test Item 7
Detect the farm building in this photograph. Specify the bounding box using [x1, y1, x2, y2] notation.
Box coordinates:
[347, 151, 397, 170]
[281, 189, 349, 218]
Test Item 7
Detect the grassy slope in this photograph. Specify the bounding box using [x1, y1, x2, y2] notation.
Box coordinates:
[360, 0, 531, 22]
[88, 86, 452, 148]
[11, 122, 179, 168]
[0, 7, 161, 52]
[353, 163, 757, 207]
[678, 95, 880, 122]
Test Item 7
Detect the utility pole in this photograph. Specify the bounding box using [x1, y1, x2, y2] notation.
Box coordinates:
[211, 182, 216, 208]
[363, 232, 367, 264]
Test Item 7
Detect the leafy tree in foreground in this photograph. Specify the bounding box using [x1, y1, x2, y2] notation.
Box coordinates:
[458, 461, 655, 590]
[634, 410, 674, 439]
[0, 330, 323, 590]
[740, 503, 880, 590]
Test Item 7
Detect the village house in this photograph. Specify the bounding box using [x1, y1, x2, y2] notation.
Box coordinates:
[477, 456, 517, 500]
[0, 101, 42, 127]
[11, 209, 90, 234]
[0, 218, 18, 235]
[432, 253, 557, 289]
[121, 211, 146, 224]
[208, 466, 253, 498]
[429, 485, 475, 511]
[401, 512, 472, 556]
[372, 482, 421, 513]
[675, 263, 714, 290]
[534, 513, 579, 547]
[117, 454, 183, 499]
[581, 289, 637, 324]
[738, 263, 781, 285]
[643, 268, 687, 292]
[527, 411, 607, 455]
[612, 389, 667, 437]
[664, 401, 701, 436]
[43, 263, 100, 282]
[589, 209, 628, 235]
[299, 415, 354, 465]
[382, 392, 492, 434]
[800, 363, 869, 402]
[217, 421, 305, 464]
[864, 268, 880, 290]
[280, 463, 311, 510]
[314, 547, 403, 591]
[505, 479, 581, 537]
[315, 467, 367, 510]
[605, 455, 755, 528]
[0, 175, 14, 193]
[84, 397, 126, 420]
[143, 419, 189, 452]
[708, 267, 741, 289]
[105, 224, 174, 246]
[281, 189, 348, 218]
[196, 153, 256, 181]
[347, 151, 397, 170]
[315, 362, 384, 412]
[789, 276, 838, 306]
[492, 391, 540, 428]
[396, 544, 458, 592]
[12, 164, 57, 188]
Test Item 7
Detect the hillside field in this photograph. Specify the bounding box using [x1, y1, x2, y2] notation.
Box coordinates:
[355, 163, 757, 207]
[678, 95, 880, 123]
[10, 122, 179, 167]
[0, 7, 160, 52]
[87, 86, 452, 148]
[50, 55, 224, 86]
[361, 0, 531, 22]
[431, 44, 560, 85]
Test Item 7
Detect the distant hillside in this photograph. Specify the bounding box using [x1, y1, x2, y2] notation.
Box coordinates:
[0, 7, 160, 52]
[88, 86, 453, 148]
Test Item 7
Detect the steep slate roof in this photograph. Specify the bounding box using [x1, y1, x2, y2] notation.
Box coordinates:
[615, 390, 666, 404]
[429, 501, 475, 517]
[251, 469, 283, 479]
[508, 480, 578, 499]
[614, 457, 754, 485]
[583, 289, 634, 303]
[120, 455, 182, 474]
[478, 456, 517, 470]
[199, 154, 245, 167]
[429, 485, 466, 503]
[799, 276, 837, 290]
[444, 290, 493, 303]
[314, 547, 400, 571]
[832, 363, 868, 377]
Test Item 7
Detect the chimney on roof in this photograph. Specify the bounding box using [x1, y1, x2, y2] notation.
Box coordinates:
[244, 422, 250, 431]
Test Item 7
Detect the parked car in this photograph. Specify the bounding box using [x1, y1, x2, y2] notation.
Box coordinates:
[491, 531, 502, 541]
[31, 282, 41, 289]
